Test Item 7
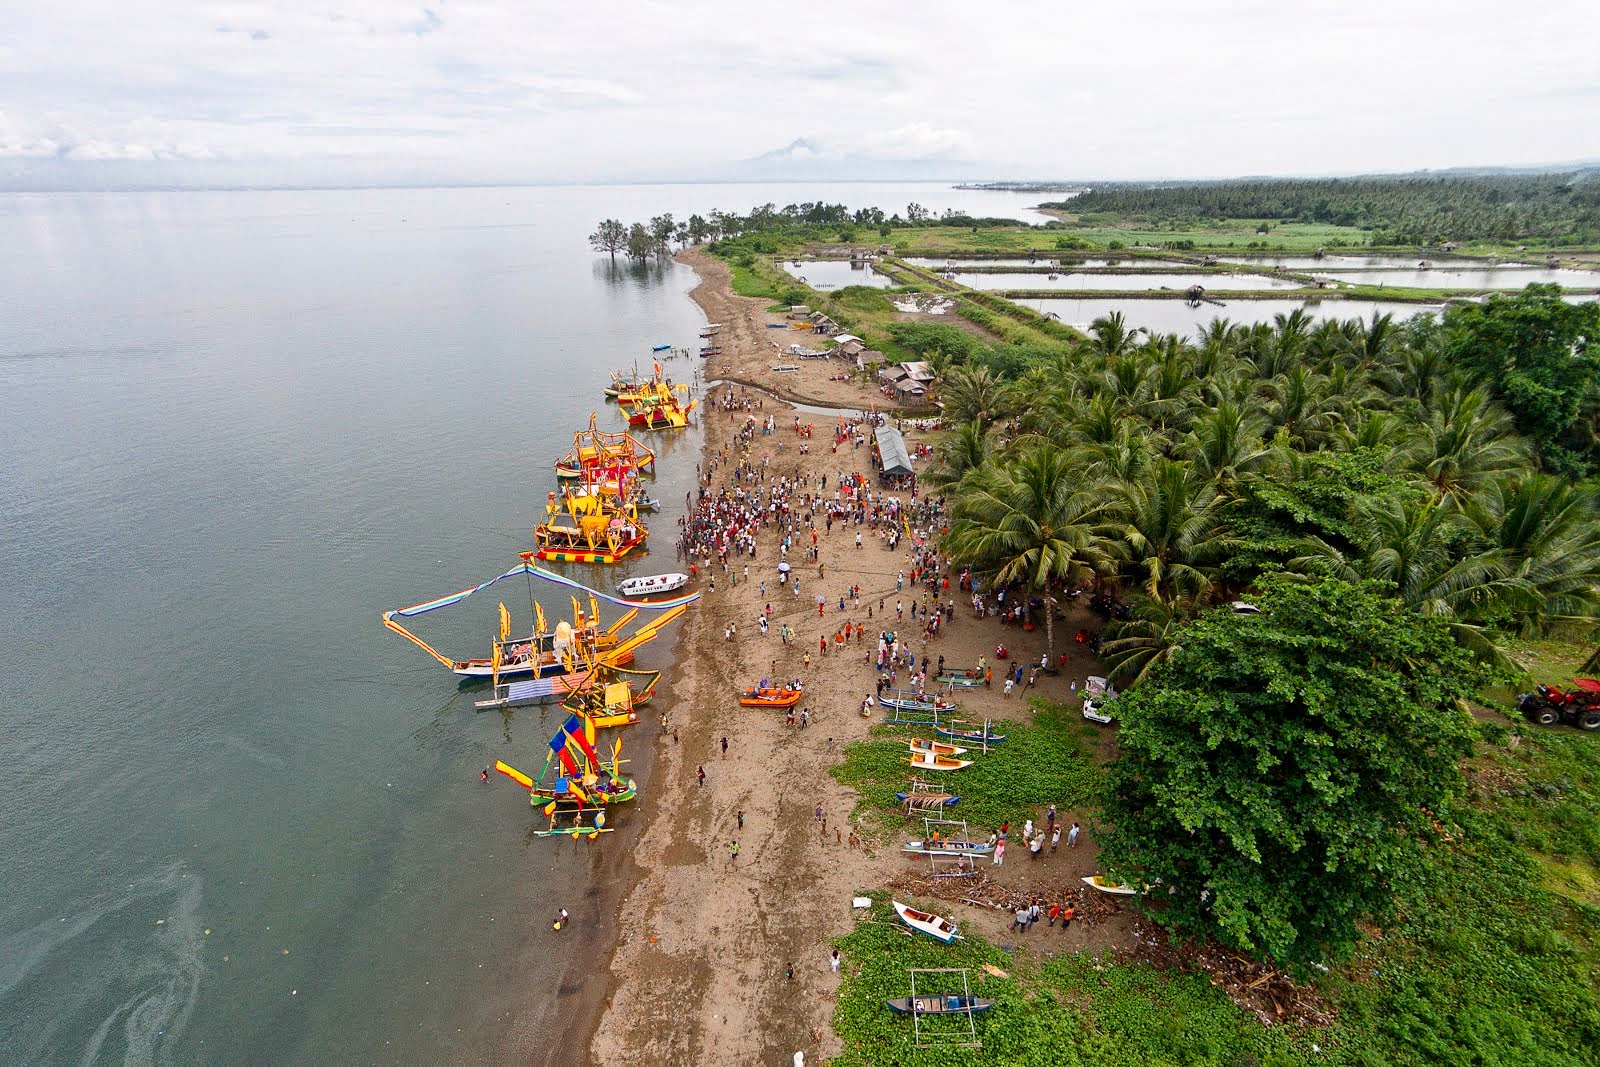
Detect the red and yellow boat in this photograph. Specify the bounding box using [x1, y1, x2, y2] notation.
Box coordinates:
[534, 489, 647, 564]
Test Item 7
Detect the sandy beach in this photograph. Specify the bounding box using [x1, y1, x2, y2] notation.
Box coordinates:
[585, 249, 1132, 1065]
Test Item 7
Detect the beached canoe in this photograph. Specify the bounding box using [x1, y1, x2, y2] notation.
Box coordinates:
[887, 994, 994, 1015]
[935, 671, 985, 689]
[616, 572, 689, 598]
[879, 691, 959, 713]
[907, 738, 968, 757]
[1082, 875, 1139, 895]
[906, 751, 971, 772]
[902, 839, 994, 858]
[892, 900, 961, 944]
[740, 686, 802, 708]
[935, 725, 1006, 745]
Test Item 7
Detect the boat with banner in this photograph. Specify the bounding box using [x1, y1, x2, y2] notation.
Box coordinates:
[535, 490, 647, 564]
[554, 412, 657, 479]
[616, 572, 690, 598]
[380, 560, 696, 681]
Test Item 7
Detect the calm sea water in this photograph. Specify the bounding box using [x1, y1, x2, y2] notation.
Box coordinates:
[0, 181, 1045, 1065]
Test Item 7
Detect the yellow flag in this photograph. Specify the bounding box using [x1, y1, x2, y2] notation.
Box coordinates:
[498, 602, 510, 640]
[589, 595, 600, 629]
[571, 595, 583, 627]
[491, 643, 503, 687]
[535, 601, 547, 636]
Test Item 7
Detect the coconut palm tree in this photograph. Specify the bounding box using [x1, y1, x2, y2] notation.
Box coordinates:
[1182, 400, 1271, 490]
[945, 442, 1117, 658]
[1097, 592, 1205, 689]
[1111, 458, 1235, 601]
[1087, 311, 1138, 362]
[925, 419, 993, 491]
[1464, 475, 1600, 636]
[1408, 385, 1530, 501]
[941, 364, 1012, 429]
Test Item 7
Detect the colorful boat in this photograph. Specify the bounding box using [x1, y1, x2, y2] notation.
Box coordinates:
[740, 686, 803, 708]
[554, 412, 657, 478]
[935, 670, 985, 689]
[622, 392, 696, 430]
[535, 490, 647, 564]
[902, 839, 993, 858]
[558, 663, 660, 727]
[880, 690, 960, 714]
[935, 724, 1007, 745]
[906, 751, 971, 772]
[892, 900, 961, 943]
[907, 738, 968, 757]
[887, 994, 994, 1015]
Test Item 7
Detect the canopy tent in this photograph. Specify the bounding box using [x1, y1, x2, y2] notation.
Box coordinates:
[875, 425, 914, 477]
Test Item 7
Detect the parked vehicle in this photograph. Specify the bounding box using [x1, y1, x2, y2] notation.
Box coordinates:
[1517, 678, 1600, 730]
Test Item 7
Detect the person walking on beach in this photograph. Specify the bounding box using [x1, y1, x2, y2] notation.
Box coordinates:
[697, 766, 706, 787]
[1048, 902, 1062, 927]
[729, 840, 739, 865]
[1051, 825, 1062, 852]
[554, 908, 569, 931]
[1012, 906, 1029, 933]
[720, 736, 728, 758]
[737, 810, 745, 829]
[1030, 833, 1042, 860]
[831, 948, 841, 973]
[1060, 905, 1075, 932]
[992, 838, 1006, 866]
[1068, 822, 1081, 848]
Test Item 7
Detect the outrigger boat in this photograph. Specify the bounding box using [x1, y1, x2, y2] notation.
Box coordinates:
[887, 994, 994, 1015]
[935, 723, 1007, 745]
[907, 738, 968, 757]
[535, 491, 647, 564]
[895, 790, 959, 807]
[935, 669, 985, 689]
[740, 686, 802, 708]
[891, 900, 962, 944]
[382, 561, 694, 687]
[902, 838, 993, 858]
[906, 751, 971, 772]
[879, 690, 960, 714]
[556, 662, 660, 727]
[616, 572, 690, 598]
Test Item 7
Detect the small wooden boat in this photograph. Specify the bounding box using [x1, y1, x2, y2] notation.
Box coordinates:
[935, 725, 1006, 745]
[616, 572, 689, 598]
[902, 839, 993, 858]
[740, 686, 802, 708]
[1082, 875, 1138, 895]
[907, 738, 968, 757]
[935, 671, 984, 689]
[894, 791, 958, 806]
[880, 690, 959, 713]
[891, 900, 961, 943]
[906, 751, 971, 772]
[887, 994, 994, 1015]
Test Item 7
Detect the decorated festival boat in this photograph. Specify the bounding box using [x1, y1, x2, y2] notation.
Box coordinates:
[554, 412, 657, 479]
[535, 490, 647, 564]
[620, 382, 696, 430]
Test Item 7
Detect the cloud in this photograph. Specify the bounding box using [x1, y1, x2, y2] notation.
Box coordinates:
[0, 0, 1597, 186]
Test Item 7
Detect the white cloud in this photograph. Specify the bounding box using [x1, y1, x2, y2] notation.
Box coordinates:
[0, 0, 1596, 185]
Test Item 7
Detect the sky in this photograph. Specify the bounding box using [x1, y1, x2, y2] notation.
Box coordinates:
[3, 0, 1599, 188]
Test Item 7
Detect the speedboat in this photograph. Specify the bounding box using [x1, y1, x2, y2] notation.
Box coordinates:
[616, 572, 690, 598]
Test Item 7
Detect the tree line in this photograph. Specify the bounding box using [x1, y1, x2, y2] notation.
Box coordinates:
[925, 286, 1600, 967]
[1048, 174, 1600, 244]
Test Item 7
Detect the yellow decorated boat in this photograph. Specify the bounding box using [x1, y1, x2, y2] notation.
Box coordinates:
[535, 488, 647, 564]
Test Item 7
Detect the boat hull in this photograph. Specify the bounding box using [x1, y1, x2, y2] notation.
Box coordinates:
[935, 726, 1006, 744]
[902, 840, 992, 858]
[887, 996, 993, 1015]
[740, 687, 802, 708]
[892, 900, 961, 943]
[535, 535, 647, 565]
[1082, 876, 1138, 895]
[906, 753, 971, 771]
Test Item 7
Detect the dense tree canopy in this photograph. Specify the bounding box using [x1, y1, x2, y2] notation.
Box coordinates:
[1097, 576, 1490, 967]
[1049, 174, 1600, 243]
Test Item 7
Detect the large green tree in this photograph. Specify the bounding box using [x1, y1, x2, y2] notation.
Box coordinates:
[1098, 575, 1488, 967]
[1444, 285, 1600, 476]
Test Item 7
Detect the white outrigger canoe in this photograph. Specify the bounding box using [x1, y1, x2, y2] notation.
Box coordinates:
[907, 738, 968, 757]
[616, 572, 690, 598]
[906, 751, 972, 772]
[1082, 875, 1139, 895]
[892, 900, 961, 944]
[902, 838, 994, 858]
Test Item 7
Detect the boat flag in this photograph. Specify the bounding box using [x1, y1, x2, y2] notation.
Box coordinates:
[498, 602, 510, 641]
[535, 600, 547, 637]
[491, 643, 502, 688]
[563, 713, 599, 764]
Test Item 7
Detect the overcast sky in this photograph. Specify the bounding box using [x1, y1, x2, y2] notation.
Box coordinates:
[3, 0, 1598, 187]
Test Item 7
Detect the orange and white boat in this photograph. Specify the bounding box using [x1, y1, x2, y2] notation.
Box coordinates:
[739, 686, 803, 708]
[906, 750, 971, 772]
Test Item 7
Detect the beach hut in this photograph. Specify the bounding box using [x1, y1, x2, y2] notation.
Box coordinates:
[874, 425, 914, 483]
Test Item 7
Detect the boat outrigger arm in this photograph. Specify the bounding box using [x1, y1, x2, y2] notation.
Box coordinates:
[380, 560, 698, 670]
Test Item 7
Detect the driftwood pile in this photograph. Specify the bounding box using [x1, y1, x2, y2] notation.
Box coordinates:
[1123, 918, 1336, 1028]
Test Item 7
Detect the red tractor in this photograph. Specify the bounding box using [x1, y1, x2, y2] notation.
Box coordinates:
[1516, 678, 1600, 730]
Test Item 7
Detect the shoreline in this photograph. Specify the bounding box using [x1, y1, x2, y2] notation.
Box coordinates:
[579, 247, 1122, 1064]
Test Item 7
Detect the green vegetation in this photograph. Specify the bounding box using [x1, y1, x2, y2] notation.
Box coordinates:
[830, 702, 1100, 837]
[1101, 576, 1490, 966]
[832, 897, 1320, 1066]
[1052, 174, 1600, 245]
